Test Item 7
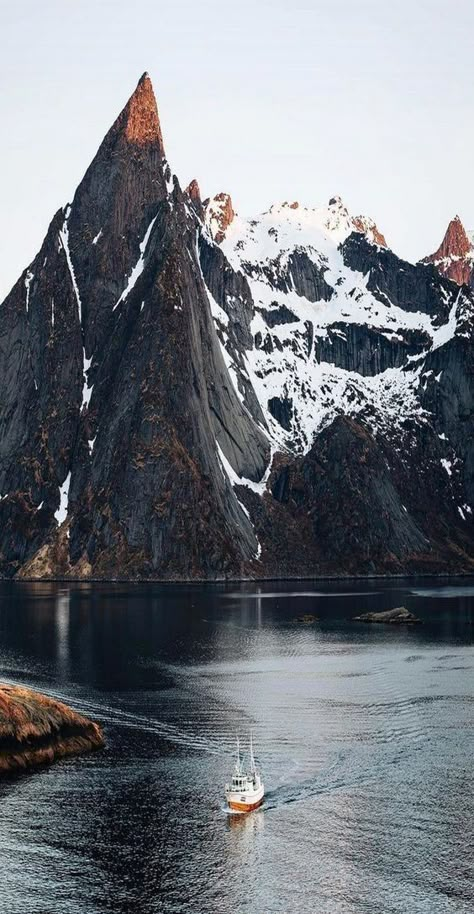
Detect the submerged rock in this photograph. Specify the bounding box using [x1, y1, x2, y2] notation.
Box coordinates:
[0, 684, 104, 775]
[352, 607, 422, 624]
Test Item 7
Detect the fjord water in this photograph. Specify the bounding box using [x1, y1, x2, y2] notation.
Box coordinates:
[0, 581, 472, 914]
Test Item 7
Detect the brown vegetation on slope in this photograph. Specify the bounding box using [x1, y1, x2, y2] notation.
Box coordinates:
[0, 684, 104, 775]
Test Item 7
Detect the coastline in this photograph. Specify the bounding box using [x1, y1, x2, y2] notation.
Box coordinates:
[0, 684, 104, 776]
[3, 571, 474, 585]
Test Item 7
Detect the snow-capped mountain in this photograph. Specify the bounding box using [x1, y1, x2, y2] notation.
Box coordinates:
[197, 186, 474, 573]
[0, 74, 473, 579]
[201, 194, 459, 452]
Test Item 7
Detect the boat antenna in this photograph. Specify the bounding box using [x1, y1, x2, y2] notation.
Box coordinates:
[249, 730, 256, 774]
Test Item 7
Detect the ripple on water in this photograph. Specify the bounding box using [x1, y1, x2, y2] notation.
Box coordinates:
[0, 580, 472, 914]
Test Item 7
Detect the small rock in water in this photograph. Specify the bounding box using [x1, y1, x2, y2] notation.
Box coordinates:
[293, 613, 319, 624]
[352, 606, 422, 624]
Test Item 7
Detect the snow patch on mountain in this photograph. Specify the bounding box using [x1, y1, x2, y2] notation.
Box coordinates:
[216, 443, 263, 559]
[58, 207, 93, 409]
[113, 214, 157, 311]
[24, 270, 34, 314]
[82, 356, 93, 410]
[59, 208, 82, 322]
[55, 472, 71, 525]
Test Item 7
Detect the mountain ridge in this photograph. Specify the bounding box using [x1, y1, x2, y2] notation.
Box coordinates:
[1, 74, 473, 579]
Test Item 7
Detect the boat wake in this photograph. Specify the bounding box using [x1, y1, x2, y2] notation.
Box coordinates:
[0, 673, 434, 811]
[0, 675, 227, 757]
[263, 726, 431, 812]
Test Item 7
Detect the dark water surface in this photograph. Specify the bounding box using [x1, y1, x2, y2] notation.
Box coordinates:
[0, 579, 472, 914]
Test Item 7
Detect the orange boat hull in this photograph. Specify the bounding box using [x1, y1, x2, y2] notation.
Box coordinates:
[227, 797, 264, 812]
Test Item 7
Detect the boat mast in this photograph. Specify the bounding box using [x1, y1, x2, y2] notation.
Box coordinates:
[235, 736, 241, 774]
[249, 731, 256, 774]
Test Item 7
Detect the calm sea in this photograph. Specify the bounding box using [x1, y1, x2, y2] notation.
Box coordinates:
[0, 579, 472, 913]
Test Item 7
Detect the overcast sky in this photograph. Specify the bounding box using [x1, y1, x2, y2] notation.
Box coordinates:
[1, 0, 473, 300]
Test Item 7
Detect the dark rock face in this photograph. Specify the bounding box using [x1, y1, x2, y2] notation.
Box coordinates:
[256, 416, 472, 576]
[64, 196, 269, 579]
[314, 323, 430, 376]
[268, 396, 293, 431]
[258, 304, 299, 328]
[198, 234, 267, 428]
[240, 250, 333, 303]
[270, 418, 429, 573]
[1, 74, 474, 580]
[420, 333, 474, 508]
[342, 233, 455, 323]
[286, 251, 334, 302]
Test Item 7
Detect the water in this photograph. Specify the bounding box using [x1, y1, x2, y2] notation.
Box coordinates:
[0, 578, 472, 914]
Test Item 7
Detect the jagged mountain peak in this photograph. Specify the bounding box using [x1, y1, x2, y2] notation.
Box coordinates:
[185, 178, 204, 219]
[201, 190, 386, 252]
[352, 215, 387, 248]
[212, 196, 387, 263]
[437, 215, 471, 258]
[204, 192, 235, 244]
[121, 71, 164, 149]
[82, 71, 164, 158]
[423, 214, 474, 285]
[185, 178, 202, 203]
[326, 196, 387, 246]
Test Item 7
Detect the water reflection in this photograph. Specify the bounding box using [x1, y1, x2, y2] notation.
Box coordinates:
[55, 589, 70, 676]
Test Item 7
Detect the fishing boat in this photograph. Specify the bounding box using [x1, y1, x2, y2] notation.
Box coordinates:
[225, 735, 264, 812]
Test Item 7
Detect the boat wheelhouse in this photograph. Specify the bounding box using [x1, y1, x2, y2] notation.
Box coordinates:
[225, 735, 264, 812]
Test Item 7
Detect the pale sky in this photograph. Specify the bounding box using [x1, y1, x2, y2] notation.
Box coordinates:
[1, 0, 473, 301]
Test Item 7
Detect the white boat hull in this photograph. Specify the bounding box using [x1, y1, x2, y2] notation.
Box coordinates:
[225, 782, 264, 812]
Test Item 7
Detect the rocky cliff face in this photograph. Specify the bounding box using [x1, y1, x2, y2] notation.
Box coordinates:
[423, 215, 474, 286]
[0, 74, 269, 580]
[1, 75, 473, 578]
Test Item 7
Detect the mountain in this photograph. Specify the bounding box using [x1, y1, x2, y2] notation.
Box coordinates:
[198, 191, 474, 575]
[423, 215, 474, 286]
[0, 74, 269, 580]
[1, 75, 473, 579]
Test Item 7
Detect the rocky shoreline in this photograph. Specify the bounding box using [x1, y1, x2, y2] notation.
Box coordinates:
[0, 684, 104, 776]
[6, 570, 474, 583]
